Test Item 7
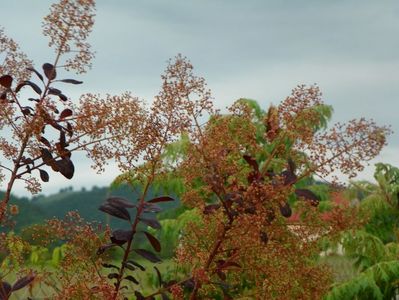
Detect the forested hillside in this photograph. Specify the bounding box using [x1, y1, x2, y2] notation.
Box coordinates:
[1, 185, 181, 232]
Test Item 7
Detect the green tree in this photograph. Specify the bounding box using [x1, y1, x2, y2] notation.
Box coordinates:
[326, 163, 399, 299]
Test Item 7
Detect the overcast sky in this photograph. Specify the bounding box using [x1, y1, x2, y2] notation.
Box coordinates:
[2, 0, 399, 196]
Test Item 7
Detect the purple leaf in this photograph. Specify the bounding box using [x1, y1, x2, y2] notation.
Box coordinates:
[42, 63, 56, 80]
[144, 231, 161, 252]
[106, 196, 135, 208]
[0, 75, 12, 88]
[134, 249, 161, 263]
[147, 196, 174, 203]
[139, 217, 161, 229]
[11, 273, 35, 291]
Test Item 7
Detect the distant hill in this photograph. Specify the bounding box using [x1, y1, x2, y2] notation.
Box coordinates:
[1, 185, 181, 232]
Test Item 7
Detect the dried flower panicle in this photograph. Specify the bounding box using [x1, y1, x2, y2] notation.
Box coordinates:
[0, 1, 393, 298]
[23, 212, 113, 299]
[0, 27, 32, 94]
[173, 80, 390, 299]
[43, 0, 96, 73]
[1, 0, 114, 221]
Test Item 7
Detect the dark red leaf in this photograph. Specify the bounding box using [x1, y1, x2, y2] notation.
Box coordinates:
[111, 229, 133, 245]
[22, 107, 32, 116]
[97, 243, 116, 255]
[279, 202, 292, 218]
[147, 196, 174, 203]
[39, 136, 51, 148]
[101, 263, 120, 271]
[224, 192, 243, 204]
[203, 204, 221, 214]
[123, 262, 136, 271]
[134, 291, 146, 300]
[50, 121, 63, 131]
[143, 202, 162, 213]
[59, 131, 66, 148]
[0, 281, 11, 299]
[134, 249, 161, 263]
[50, 162, 60, 172]
[58, 94, 68, 101]
[15, 81, 42, 95]
[59, 147, 71, 159]
[40, 148, 53, 165]
[182, 278, 195, 290]
[0, 75, 12, 88]
[59, 109, 72, 119]
[106, 196, 135, 208]
[281, 170, 297, 185]
[99, 203, 131, 221]
[0, 281, 11, 298]
[144, 231, 161, 252]
[11, 273, 35, 291]
[66, 122, 73, 137]
[220, 261, 241, 269]
[243, 154, 258, 171]
[288, 158, 296, 173]
[48, 87, 61, 96]
[107, 273, 119, 280]
[22, 157, 34, 165]
[126, 260, 145, 271]
[154, 266, 162, 287]
[124, 275, 139, 285]
[42, 63, 56, 80]
[27, 67, 44, 82]
[247, 171, 262, 184]
[39, 169, 49, 182]
[59, 79, 83, 84]
[295, 189, 320, 206]
[139, 217, 161, 229]
[55, 157, 74, 179]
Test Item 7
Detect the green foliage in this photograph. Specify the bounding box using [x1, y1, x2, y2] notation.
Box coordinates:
[312, 104, 333, 131]
[318, 201, 334, 213]
[162, 132, 190, 165]
[347, 163, 399, 243]
[361, 194, 398, 243]
[320, 255, 359, 283]
[149, 209, 200, 258]
[236, 98, 265, 120]
[325, 260, 399, 300]
[29, 246, 50, 266]
[342, 230, 391, 272]
[328, 164, 399, 299]
[110, 133, 189, 197]
[374, 163, 399, 206]
[345, 180, 376, 201]
[51, 245, 62, 266]
[152, 173, 185, 198]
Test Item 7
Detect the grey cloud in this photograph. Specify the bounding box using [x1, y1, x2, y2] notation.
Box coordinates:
[1, 0, 398, 196]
